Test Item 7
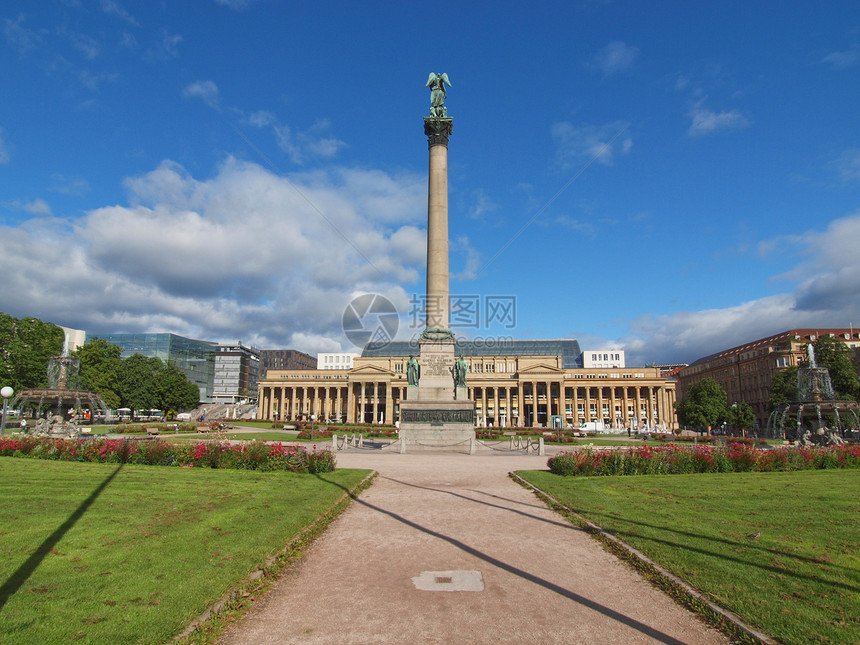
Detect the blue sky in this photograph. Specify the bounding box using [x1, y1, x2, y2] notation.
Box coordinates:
[2, 1, 859, 365]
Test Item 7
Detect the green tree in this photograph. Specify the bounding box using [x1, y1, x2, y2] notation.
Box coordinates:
[727, 400, 756, 434]
[0, 313, 64, 390]
[769, 366, 798, 410]
[154, 362, 200, 413]
[812, 336, 860, 400]
[117, 354, 162, 412]
[675, 377, 727, 432]
[74, 338, 123, 408]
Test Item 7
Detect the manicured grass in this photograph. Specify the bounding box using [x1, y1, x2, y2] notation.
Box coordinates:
[517, 469, 860, 644]
[0, 458, 370, 644]
[164, 432, 297, 443]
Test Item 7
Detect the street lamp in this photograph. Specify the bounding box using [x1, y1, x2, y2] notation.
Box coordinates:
[1, 386, 14, 435]
[310, 414, 316, 441]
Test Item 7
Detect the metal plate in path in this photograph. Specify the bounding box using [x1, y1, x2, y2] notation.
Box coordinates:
[411, 570, 484, 592]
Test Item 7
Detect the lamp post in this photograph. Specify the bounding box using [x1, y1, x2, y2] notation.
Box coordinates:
[1, 386, 14, 435]
[310, 414, 316, 441]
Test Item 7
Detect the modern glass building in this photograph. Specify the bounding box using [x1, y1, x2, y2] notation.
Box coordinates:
[94, 333, 216, 403]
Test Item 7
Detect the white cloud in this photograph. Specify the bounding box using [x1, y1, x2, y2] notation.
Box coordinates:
[2, 198, 52, 215]
[2, 15, 42, 54]
[101, 0, 139, 26]
[688, 101, 750, 136]
[822, 45, 860, 69]
[247, 112, 346, 165]
[150, 28, 182, 59]
[467, 189, 498, 221]
[552, 121, 632, 166]
[67, 31, 100, 60]
[833, 148, 860, 183]
[183, 80, 220, 108]
[619, 210, 860, 364]
[0, 158, 426, 353]
[214, 0, 260, 9]
[49, 174, 91, 196]
[594, 41, 639, 76]
[451, 235, 481, 281]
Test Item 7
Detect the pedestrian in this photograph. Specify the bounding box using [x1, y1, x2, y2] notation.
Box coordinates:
[20, 418, 27, 434]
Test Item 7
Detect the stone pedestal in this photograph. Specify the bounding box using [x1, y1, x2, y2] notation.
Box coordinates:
[400, 338, 475, 452]
[399, 399, 475, 452]
[417, 338, 454, 401]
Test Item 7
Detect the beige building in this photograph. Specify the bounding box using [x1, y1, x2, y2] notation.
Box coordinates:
[257, 340, 677, 431]
[677, 328, 860, 428]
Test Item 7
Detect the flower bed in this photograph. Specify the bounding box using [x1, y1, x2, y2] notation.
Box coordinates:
[547, 442, 860, 477]
[0, 436, 336, 473]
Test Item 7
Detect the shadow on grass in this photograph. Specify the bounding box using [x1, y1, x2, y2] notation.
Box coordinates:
[316, 474, 691, 645]
[581, 509, 860, 594]
[0, 463, 125, 613]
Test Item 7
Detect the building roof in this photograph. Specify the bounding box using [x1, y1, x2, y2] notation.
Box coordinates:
[686, 328, 857, 368]
[361, 339, 583, 368]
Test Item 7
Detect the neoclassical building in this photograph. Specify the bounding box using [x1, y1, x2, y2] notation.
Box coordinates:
[257, 340, 677, 431]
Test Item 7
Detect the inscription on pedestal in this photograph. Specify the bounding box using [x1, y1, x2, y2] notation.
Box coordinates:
[401, 409, 475, 424]
[425, 354, 452, 377]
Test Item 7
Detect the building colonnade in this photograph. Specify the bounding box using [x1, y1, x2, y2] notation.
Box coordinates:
[258, 374, 676, 431]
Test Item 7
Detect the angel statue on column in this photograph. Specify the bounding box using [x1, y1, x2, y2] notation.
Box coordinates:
[426, 72, 451, 117]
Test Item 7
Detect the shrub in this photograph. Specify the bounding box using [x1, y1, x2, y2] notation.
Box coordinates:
[0, 437, 335, 474]
[546, 443, 860, 477]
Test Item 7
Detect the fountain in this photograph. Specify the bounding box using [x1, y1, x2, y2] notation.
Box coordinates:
[11, 333, 109, 437]
[767, 344, 859, 445]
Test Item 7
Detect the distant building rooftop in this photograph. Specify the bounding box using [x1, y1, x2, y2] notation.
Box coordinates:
[361, 339, 583, 369]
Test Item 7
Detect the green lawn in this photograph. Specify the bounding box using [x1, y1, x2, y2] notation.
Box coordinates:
[517, 469, 860, 644]
[0, 459, 370, 644]
[164, 432, 298, 443]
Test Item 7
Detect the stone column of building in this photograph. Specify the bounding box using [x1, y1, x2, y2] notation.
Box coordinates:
[647, 385, 657, 426]
[382, 383, 391, 424]
[556, 381, 563, 420]
[584, 386, 592, 422]
[516, 384, 523, 427]
[634, 386, 642, 428]
[571, 386, 579, 425]
[492, 387, 499, 427]
[257, 387, 266, 421]
[346, 383, 355, 424]
[609, 386, 617, 429]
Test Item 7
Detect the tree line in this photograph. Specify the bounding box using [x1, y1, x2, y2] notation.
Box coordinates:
[1, 313, 199, 414]
[676, 335, 860, 433]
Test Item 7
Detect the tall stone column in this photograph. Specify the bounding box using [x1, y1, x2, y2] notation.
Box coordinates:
[424, 118, 453, 331]
[398, 77, 475, 452]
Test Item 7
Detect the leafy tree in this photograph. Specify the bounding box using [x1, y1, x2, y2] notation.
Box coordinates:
[812, 336, 860, 400]
[117, 354, 162, 412]
[154, 362, 200, 413]
[727, 400, 756, 433]
[769, 366, 798, 410]
[74, 338, 123, 408]
[675, 377, 727, 432]
[0, 313, 64, 390]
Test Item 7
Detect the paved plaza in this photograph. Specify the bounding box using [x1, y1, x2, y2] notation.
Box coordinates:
[217, 449, 729, 644]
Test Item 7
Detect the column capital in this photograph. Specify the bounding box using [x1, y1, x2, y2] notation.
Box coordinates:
[424, 117, 453, 147]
